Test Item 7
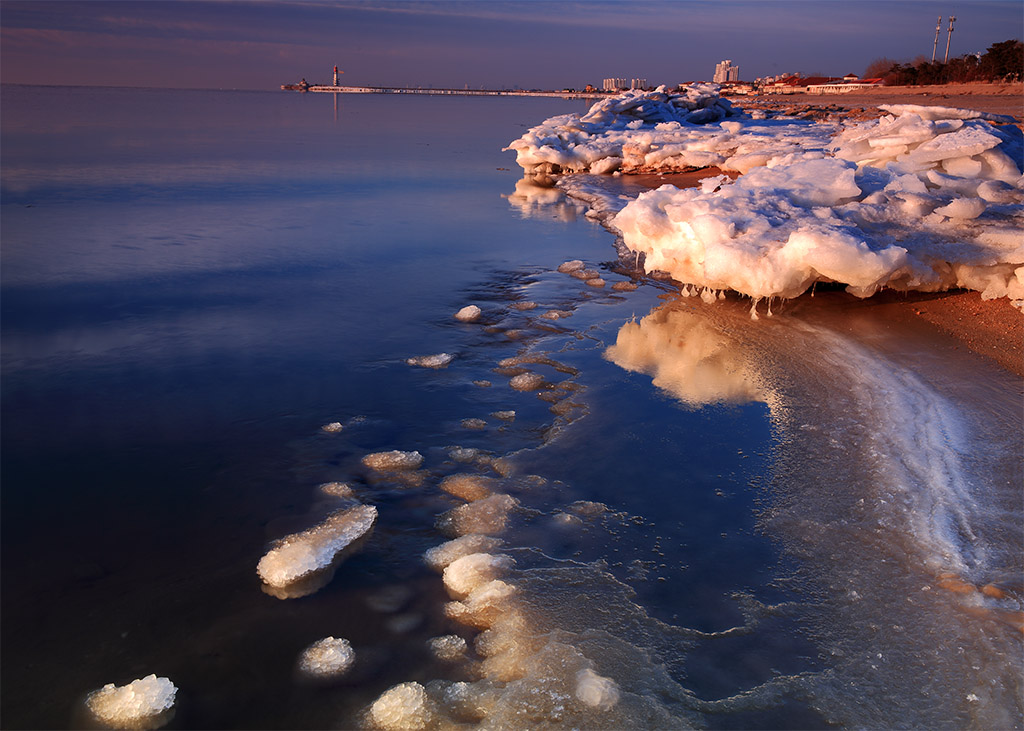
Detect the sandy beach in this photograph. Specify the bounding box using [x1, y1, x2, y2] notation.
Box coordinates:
[736, 83, 1023, 376]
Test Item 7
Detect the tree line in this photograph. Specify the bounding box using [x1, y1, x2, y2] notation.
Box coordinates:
[865, 39, 1022, 85]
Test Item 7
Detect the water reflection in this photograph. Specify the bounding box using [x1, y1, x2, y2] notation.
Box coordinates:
[604, 302, 767, 408]
[503, 176, 586, 221]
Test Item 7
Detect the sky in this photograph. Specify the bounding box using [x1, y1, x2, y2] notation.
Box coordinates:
[1, 1, 1021, 90]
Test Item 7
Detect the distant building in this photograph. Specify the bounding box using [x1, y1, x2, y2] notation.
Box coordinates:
[630, 78, 648, 90]
[603, 78, 627, 91]
[713, 60, 739, 83]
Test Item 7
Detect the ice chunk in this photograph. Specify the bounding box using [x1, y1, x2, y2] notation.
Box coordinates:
[509, 301, 538, 311]
[256, 505, 377, 591]
[436, 494, 518, 537]
[443, 552, 515, 598]
[319, 481, 355, 499]
[424, 534, 503, 571]
[85, 675, 177, 730]
[428, 635, 468, 662]
[934, 197, 986, 220]
[362, 450, 424, 471]
[298, 637, 355, 679]
[575, 668, 620, 711]
[586, 277, 606, 287]
[444, 579, 517, 629]
[369, 682, 436, 731]
[406, 353, 454, 368]
[440, 473, 497, 502]
[460, 418, 487, 430]
[557, 260, 585, 273]
[321, 422, 344, 433]
[491, 410, 516, 421]
[454, 305, 481, 322]
[510, 373, 545, 391]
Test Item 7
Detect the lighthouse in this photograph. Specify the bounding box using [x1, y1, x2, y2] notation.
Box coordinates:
[333, 65, 339, 86]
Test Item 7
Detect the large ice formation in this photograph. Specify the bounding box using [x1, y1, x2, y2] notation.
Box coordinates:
[508, 90, 1024, 306]
[84, 675, 177, 730]
[362, 450, 424, 471]
[256, 505, 377, 592]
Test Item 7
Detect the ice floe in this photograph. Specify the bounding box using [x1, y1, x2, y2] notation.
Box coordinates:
[84, 675, 177, 730]
[256, 505, 377, 597]
[509, 90, 1024, 307]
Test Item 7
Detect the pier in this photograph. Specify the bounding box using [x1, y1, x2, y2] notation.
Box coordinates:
[290, 84, 605, 100]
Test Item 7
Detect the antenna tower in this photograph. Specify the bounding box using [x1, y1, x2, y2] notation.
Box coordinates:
[931, 16, 942, 62]
[943, 16, 956, 63]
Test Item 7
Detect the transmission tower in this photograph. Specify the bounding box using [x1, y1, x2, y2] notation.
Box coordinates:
[944, 16, 956, 64]
[932, 16, 942, 62]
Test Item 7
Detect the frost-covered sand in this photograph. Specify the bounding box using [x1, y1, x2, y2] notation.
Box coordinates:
[507, 83, 1024, 375]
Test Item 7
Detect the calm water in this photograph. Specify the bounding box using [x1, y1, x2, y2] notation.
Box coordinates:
[2, 86, 1021, 730]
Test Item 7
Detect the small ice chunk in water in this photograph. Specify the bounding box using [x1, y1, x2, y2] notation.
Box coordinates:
[298, 637, 355, 679]
[436, 494, 518, 537]
[454, 305, 482, 322]
[510, 373, 545, 391]
[440, 473, 497, 502]
[491, 410, 516, 421]
[447, 447, 481, 462]
[369, 682, 436, 731]
[575, 668, 620, 711]
[461, 418, 487, 430]
[424, 534, 504, 571]
[257, 505, 377, 589]
[406, 353, 454, 368]
[586, 278, 606, 287]
[443, 552, 515, 598]
[319, 481, 354, 499]
[557, 260, 585, 273]
[362, 450, 424, 471]
[509, 301, 538, 311]
[85, 675, 177, 730]
[428, 635, 468, 662]
[321, 422, 344, 433]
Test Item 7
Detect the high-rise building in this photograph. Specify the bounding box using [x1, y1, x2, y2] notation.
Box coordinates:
[713, 60, 739, 83]
[603, 78, 628, 91]
[630, 78, 648, 90]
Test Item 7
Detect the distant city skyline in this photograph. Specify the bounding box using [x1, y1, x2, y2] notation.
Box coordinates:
[2, 1, 1021, 91]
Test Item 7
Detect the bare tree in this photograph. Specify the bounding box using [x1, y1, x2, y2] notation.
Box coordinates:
[864, 57, 898, 79]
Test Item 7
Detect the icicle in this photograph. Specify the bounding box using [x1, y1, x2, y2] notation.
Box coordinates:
[749, 297, 760, 320]
[701, 287, 716, 304]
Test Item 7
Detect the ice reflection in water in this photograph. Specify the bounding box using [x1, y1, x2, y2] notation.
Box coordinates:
[599, 295, 1022, 729]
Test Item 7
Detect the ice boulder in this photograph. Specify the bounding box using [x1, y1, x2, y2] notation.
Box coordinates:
[424, 534, 504, 571]
[85, 675, 177, 730]
[575, 668, 621, 711]
[406, 353, 454, 368]
[454, 305, 481, 322]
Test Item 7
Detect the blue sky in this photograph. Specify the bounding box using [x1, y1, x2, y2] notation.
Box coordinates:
[2, 1, 1021, 90]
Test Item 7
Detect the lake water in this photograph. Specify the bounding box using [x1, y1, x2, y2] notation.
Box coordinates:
[2, 86, 1021, 730]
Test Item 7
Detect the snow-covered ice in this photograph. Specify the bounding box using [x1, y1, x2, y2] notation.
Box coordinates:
[85, 675, 177, 730]
[424, 534, 504, 571]
[508, 89, 1023, 307]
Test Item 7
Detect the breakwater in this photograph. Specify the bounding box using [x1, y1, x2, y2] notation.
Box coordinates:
[300, 84, 604, 99]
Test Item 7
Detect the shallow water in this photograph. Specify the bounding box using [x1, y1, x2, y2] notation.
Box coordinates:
[2, 86, 1020, 730]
